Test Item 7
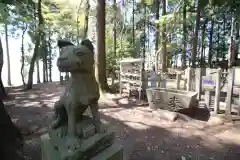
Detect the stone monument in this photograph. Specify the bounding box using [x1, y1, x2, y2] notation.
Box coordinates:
[40, 39, 123, 160]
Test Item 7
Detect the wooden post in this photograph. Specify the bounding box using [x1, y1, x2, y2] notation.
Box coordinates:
[176, 73, 181, 90]
[226, 67, 235, 115]
[214, 69, 221, 114]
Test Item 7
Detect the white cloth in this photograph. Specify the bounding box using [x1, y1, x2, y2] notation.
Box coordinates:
[150, 71, 157, 87]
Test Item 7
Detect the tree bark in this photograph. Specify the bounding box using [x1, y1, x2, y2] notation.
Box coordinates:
[191, 0, 200, 68]
[95, 0, 110, 92]
[0, 37, 7, 99]
[228, 16, 235, 67]
[216, 23, 220, 61]
[208, 19, 214, 66]
[83, 0, 90, 39]
[26, 0, 43, 89]
[47, 32, 52, 82]
[200, 18, 207, 66]
[161, 0, 167, 72]
[234, 21, 239, 60]
[132, 0, 135, 49]
[113, 0, 117, 58]
[36, 58, 41, 83]
[20, 23, 27, 86]
[44, 39, 48, 82]
[155, 0, 160, 70]
[4, 23, 11, 86]
[42, 34, 48, 83]
[0, 100, 24, 160]
[42, 46, 46, 83]
[181, 0, 187, 68]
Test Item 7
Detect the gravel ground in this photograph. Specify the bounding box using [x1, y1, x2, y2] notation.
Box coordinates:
[3, 83, 240, 160]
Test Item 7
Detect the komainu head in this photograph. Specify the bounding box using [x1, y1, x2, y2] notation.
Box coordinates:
[57, 39, 94, 73]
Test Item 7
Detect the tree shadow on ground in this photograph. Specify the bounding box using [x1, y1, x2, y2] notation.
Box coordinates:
[3, 101, 240, 160]
[2, 83, 240, 160]
[3, 83, 62, 135]
[99, 111, 240, 160]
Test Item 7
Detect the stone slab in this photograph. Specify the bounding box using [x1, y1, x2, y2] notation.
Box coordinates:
[146, 88, 198, 111]
[90, 144, 123, 160]
[41, 133, 60, 160]
[41, 116, 115, 160]
[41, 126, 114, 160]
[54, 128, 114, 159]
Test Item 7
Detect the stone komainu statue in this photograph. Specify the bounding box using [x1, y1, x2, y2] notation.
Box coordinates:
[51, 39, 102, 150]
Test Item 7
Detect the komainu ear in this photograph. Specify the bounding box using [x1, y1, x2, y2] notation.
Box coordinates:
[81, 39, 94, 53]
[57, 39, 75, 49]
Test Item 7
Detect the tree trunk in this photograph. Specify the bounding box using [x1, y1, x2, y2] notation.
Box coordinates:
[44, 38, 48, 82]
[36, 58, 40, 83]
[234, 21, 239, 61]
[161, 0, 167, 72]
[200, 18, 207, 66]
[181, 0, 187, 68]
[216, 23, 220, 61]
[42, 34, 48, 83]
[191, 0, 200, 68]
[76, 0, 84, 45]
[42, 47, 46, 83]
[47, 32, 52, 82]
[20, 23, 27, 86]
[222, 15, 226, 59]
[4, 23, 11, 86]
[26, 0, 43, 89]
[132, 0, 135, 49]
[0, 37, 7, 99]
[228, 16, 235, 67]
[155, 0, 160, 70]
[113, 0, 117, 58]
[83, 0, 90, 39]
[208, 19, 214, 66]
[0, 100, 24, 160]
[95, 0, 110, 92]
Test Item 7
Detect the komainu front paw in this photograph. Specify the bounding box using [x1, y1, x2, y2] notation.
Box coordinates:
[51, 118, 61, 129]
[65, 136, 82, 151]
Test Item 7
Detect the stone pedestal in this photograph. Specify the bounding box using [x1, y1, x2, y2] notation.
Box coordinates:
[41, 116, 123, 160]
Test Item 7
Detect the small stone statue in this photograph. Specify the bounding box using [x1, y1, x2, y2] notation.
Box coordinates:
[51, 39, 103, 151]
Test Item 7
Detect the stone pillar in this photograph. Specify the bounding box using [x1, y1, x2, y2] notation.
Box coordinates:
[176, 73, 181, 90]
[186, 67, 191, 91]
[119, 64, 122, 95]
[214, 69, 221, 114]
[226, 67, 235, 115]
[204, 91, 211, 108]
[161, 73, 166, 88]
[195, 68, 203, 100]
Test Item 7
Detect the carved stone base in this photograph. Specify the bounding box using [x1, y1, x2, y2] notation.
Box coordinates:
[41, 116, 123, 160]
[146, 88, 198, 112]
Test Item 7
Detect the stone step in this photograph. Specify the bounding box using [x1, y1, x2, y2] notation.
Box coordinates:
[91, 144, 123, 160]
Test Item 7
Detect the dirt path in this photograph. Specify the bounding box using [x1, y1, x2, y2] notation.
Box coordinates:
[3, 82, 240, 160]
